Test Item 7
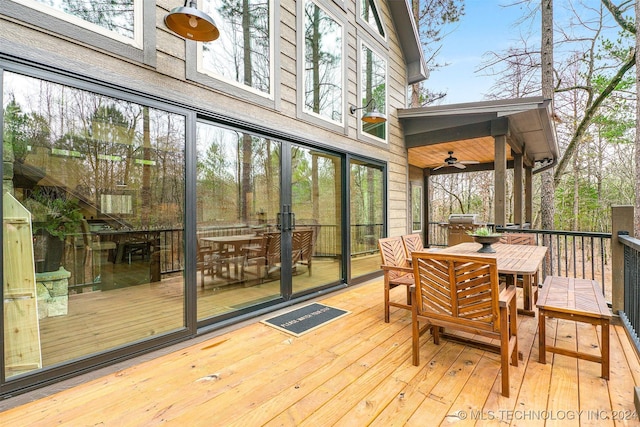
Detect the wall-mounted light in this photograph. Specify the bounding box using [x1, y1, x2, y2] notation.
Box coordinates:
[349, 99, 387, 124]
[165, 0, 220, 42]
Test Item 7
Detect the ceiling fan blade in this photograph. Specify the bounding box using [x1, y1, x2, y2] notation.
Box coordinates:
[459, 160, 480, 165]
[453, 162, 467, 169]
[433, 163, 447, 170]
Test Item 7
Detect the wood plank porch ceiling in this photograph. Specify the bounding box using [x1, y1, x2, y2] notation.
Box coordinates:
[399, 97, 559, 173]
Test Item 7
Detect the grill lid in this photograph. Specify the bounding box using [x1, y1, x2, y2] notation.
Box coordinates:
[448, 214, 480, 224]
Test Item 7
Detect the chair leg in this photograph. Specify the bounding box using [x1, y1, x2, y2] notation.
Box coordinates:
[510, 295, 518, 367]
[384, 277, 391, 323]
[411, 290, 420, 366]
[499, 304, 510, 398]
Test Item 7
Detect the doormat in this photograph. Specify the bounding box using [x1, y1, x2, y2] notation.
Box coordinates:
[262, 303, 350, 337]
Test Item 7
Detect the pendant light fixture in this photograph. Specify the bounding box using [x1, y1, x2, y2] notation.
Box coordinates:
[349, 99, 387, 124]
[165, 0, 220, 42]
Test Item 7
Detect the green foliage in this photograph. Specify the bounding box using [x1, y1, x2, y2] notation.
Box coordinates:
[24, 188, 83, 240]
[467, 226, 500, 237]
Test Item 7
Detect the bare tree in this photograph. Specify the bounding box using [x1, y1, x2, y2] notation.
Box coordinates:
[411, 0, 465, 106]
[541, 0, 555, 232]
[636, 0, 640, 235]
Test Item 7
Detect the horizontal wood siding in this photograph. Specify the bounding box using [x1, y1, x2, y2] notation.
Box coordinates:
[0, 0, 410, 229]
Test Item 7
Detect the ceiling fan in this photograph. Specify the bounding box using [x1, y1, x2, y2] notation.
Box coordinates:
[433, 151, 480, 170]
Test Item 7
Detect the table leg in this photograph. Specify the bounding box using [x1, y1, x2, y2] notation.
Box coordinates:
[602, 319, 610, 379]
[517, 274, 536, 316]
[538, 309, 546, 364]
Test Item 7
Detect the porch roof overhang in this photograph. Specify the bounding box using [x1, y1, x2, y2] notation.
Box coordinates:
[388, 0, 429, 84]
[398, 97, 559, 175]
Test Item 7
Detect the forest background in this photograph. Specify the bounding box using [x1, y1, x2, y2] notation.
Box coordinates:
[415, 0, 636, 233]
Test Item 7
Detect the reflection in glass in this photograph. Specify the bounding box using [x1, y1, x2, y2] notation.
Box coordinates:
[360, 44, 386, 139]
[360, 0, 384, 37]
[201, 0, 271, 94]
[290, 146, 342, 293]
[304, 0, 343, 123]
[31, 0, 136, 40]
[195, 123, 282, 320]
[350, 160, 384, 278]
[412, 185, 422, 232]
[2, 72, 185, 378]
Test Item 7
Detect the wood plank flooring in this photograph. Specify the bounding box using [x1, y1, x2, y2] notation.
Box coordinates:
[1, 279, 639, 426]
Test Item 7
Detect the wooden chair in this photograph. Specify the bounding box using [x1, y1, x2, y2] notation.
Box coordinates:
[244, 232, 281, 280]
[378, 236, 414, 323]
[197, 239, 220, 288]
[500, 233, 540, 309]
[401, 233, 425, 259]
[81, 219, 117, 283]
[293, 228, 316, 275]
[242, 235, 269, 283]
[411, 252, 518, 397]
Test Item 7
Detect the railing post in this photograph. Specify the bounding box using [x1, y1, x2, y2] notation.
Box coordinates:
[611, 205, 634, 313]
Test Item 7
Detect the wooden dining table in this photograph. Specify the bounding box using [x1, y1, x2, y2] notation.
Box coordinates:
[200, 234, 264, 279]
[437, 242, 548, 315]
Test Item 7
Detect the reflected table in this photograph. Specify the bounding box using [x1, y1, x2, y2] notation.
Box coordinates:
[201, 234, 263, 280]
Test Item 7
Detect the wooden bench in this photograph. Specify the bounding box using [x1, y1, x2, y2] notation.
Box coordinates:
[537, 276, 611, 379]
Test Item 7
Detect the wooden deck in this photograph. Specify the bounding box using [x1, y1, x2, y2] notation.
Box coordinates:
[1, 279, 639, 426]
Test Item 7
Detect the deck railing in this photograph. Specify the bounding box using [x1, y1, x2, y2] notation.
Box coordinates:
[428, 222, 613, 301]
[618, 233, 640, 356]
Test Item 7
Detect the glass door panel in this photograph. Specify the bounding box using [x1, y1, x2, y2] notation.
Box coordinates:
[290, 146, 342, 294]
[196, 123, 282, 320]
[350, 160, 384, 278]
[2, 72, 186, 378]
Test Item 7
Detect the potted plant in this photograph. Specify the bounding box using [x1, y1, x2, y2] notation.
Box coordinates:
[468, 226, 502, 253]
[23, 188, 83, 272]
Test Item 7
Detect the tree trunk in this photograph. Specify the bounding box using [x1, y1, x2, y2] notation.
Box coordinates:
[411, 0, 420, 107]
[540, 0, 555, 233]
[636, 0, 640, 236]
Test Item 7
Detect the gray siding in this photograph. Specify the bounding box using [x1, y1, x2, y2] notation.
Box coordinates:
[0, 0, 411, 234]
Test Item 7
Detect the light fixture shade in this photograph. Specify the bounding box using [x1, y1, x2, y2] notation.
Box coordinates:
[350, 100, 387, 124]
[362, 110, 386, 124]
[165, 2, 219, 42]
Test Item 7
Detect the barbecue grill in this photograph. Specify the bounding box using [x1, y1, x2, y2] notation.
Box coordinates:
[445, 214, 485, 246]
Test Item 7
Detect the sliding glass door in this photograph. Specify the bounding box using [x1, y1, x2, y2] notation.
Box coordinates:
[195, 124, 345, 321]
[3, 71, 186, 379]
[290, 146, 342, 295]
[195, 123, 282, 320]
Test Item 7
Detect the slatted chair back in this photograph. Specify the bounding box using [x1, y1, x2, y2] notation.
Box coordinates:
[410, 251, 518, 397]
[378, 236, 411, 280]
[497, 232, 539, 312]
[378, 236, 414, 322]
[293, 228, 315, 275]
[413, 252, 500, 333]
[499, 233, 536, 245]
[401, 233, 424, 259]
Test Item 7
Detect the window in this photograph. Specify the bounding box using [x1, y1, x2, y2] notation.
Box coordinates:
[411, 184, 422, 232]
[360, 0, 384, 38]
[12, 0, 141, 46]
[303, 0, 343, 124]
[200, 0, 272, 95]
[3, 71, 186, 378]
[350, 159, 384, 279]
[360, 42, 387, 140]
